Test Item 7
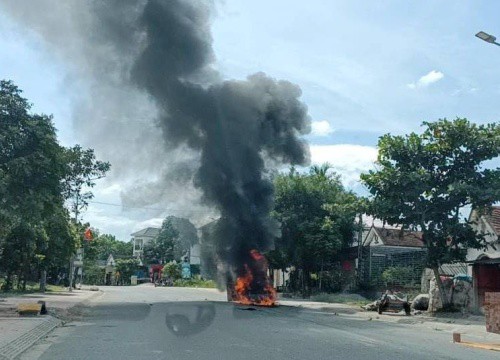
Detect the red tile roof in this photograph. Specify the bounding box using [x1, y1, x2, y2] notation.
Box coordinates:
[484, 206, 500, 235]
[374, 227, 424, 248]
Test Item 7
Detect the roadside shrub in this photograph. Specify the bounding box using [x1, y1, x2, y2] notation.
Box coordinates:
[162, 261, 181, 280]
[382, 266, 416, 287]
[83, 264, 105, 285]
[310, 292, 370, 306]
[115, 258, 140, 285]
[174, 278, 216, 288]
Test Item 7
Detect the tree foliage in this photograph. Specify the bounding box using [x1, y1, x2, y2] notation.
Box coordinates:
[361, 118, 500, 304]
[0, 80, 109, 291]
[84, 233, 133, 262]
[62, 145, 110, 221]
[162, 261, 181, 280]
[143, 218, 179, 264]
[115, 258, 140, 285]
[270, 164, 362, 293]
[166, 216, 198, 259]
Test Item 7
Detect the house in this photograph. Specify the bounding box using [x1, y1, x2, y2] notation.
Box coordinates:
[93, 254, 118, 285]
[103, 254, 116, 285]
[467, 206, 500, 311]
[131, 227, 161, 257]
[358, 226, 427, 287]
[131, 222, 201, 266]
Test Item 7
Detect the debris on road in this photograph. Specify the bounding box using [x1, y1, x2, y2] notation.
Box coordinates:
[411, 294, 429, 311]
[17, 303, 42, 316]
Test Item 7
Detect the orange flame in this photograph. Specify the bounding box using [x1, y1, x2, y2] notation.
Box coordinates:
[233, 250, 277, 307]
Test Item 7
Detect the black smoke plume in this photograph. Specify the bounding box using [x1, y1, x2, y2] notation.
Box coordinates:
[2, 0, 311, 288]
[129, 0, 310, 286]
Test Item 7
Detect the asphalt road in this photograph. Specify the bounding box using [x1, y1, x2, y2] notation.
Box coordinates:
[22, 285, 496, 360]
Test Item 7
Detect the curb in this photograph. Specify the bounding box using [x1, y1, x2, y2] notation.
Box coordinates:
[0, 316, 61, 360]
[52, 289, 104, 321]
[0, 289, 101, 359]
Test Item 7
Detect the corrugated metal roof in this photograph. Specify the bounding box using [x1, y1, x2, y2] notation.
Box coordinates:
[439, 263, 467, 276]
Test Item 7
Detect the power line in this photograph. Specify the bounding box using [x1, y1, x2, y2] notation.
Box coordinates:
[88, 200, 215, 214]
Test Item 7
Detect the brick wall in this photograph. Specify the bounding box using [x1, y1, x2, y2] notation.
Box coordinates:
[485, 292, 500, 334]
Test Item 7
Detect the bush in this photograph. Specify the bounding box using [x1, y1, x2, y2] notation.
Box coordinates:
[162, 261, 181, 280]
[83, 264, 105, 285]
[173, 278, 216, 288]
[115, 258, 140, 285]
[382, 266, 416, 287]
[310, 292, 370, 306]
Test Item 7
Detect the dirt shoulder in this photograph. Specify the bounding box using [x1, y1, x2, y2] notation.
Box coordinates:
[280, 298, 500, 344]
[0, 286, 102, 320]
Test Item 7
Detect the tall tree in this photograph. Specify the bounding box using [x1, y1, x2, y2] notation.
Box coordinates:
[143, 218, 179, 264]
[0, 80, 108, 291]
[165, 216, 198, 259]
[84, 233, 133, 262]
[271, 165, 361, 294]
[361, 118, 500, 306]
[0, 80, 71, 290]
[62, 145, 110, 222]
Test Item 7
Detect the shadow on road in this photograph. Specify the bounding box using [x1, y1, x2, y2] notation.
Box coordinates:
[165, 302, 216, 336]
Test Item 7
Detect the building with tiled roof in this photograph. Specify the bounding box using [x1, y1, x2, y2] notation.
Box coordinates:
[358, 226, 427, 287]
[483, 206, 500, 236]
[466, 206, 500, 311]
[364, 227, 424, 248]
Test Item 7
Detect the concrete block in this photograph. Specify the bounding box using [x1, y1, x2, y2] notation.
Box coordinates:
[17, 303, 42, 316]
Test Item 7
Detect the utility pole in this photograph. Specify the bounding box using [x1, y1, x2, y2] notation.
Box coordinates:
[356, 214, 364, 286]
[69, 196, 79, 292]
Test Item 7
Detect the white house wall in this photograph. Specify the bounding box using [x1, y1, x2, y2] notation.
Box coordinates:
[466, 217, 500, 262]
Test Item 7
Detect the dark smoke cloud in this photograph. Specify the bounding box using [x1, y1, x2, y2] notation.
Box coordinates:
[0, 0, 214, 224]
[129, 0, 310, 280]
[2, 0, 311, 284]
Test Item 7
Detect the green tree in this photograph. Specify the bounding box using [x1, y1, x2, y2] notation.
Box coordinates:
[84, 233, 133, 262]
[115, 258, 140, 285]
[166, 216, 198, 260]
[143, 218, 179, 264]
[271, 164, 361, 294]
[361, 118, 500, 306]
[0, 80, 72, 291]
[1, 224, 37, 290]
[62, 145, 110, 222]
[0, 80, 109, 292]
[39, 208, 78, 290]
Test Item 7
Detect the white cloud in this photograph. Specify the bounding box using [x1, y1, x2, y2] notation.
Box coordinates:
[309, 144, 377, 188]
[310, 120, 335, 136]
[407, 70, 444, 89]
[98, 183, 123, 196]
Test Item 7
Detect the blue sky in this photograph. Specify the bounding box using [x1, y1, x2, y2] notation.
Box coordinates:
[1, 0, 499, 239]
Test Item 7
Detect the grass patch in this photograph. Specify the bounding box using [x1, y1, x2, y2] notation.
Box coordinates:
[310, 293, 371, 306]
[173, 278, 217, 288]
[0, 279, 66, 296]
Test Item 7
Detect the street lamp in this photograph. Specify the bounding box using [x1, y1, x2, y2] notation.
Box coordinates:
[475, 31, 500, 46]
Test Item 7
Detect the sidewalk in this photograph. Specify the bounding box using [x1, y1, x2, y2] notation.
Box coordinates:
[0, 287, 101, 360]
[280, 299, 500, 345]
